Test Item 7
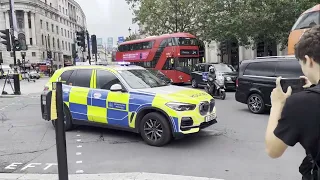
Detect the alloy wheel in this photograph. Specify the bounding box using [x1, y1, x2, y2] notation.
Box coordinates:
[248, 95, 262, 113]
[144, 119, 163, 142]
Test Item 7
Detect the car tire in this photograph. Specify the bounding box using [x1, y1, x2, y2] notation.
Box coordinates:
[139, 112, 172, 147]
[247, 93, 265, 114]
[191, 79, 198, 88]
[52, 105, 73, 131]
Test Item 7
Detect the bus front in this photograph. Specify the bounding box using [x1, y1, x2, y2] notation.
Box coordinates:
[159, 36, 200, 84]
[287, 4, 320, 55]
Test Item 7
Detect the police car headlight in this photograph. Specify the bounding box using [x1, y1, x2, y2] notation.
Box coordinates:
[166, 102, 196, 111]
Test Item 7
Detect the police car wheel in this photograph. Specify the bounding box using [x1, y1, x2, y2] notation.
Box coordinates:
[140, 112, 172, 147]
[51, 105, 73, 131]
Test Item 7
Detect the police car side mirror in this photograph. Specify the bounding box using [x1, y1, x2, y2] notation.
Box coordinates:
[110, 84, 123, 92]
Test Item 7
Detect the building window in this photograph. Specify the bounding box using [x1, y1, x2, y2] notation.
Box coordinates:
[40, 19, 43, 28]
[59, 5, 61, 12]
[42, 52, 45, 59]
[53, 37, 55, 48]
[28, 12, 31, 28]
[56, 26, 59, 34]
[68, 42, 70, 51]
[62, 40, 64, 50]
[57, 39, 60, 49]
[42, 34, 44, 45]
[46, 22, 49, 30]
[50, 3, 52, 7]
[65, 42, 67, 50]
[32, 52, 36, 57]
[67, 31, 69, 38]
[30, 38, 33, 45]
[61, 28, 63, 36]
[51, 24, 54, 32]
[64, 29, 66, 36]
[45, 0, 47, 4]
[47, 35, 50, 49]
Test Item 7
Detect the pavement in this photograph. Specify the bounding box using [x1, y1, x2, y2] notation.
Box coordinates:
[0, 78, 49, 97]
[0, 83, 305, 180]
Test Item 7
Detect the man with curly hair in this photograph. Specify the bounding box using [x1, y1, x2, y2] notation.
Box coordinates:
[265, 25, 320, 180]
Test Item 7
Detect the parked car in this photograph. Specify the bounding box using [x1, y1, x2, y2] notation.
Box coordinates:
[191, 63, 237, 90]
[235, 56, 304, 114]
[29, 71, 40, 79]
[146, 69, 171, 84]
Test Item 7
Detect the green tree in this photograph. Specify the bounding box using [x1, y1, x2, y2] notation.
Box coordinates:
[126, 0, 206, 37]
[128, 0, 319, 49]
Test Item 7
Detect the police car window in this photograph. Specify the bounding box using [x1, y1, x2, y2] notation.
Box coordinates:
[118, 69, 167, 89]
[59, 70, 73, 82]
[67, 69, 92, 88]
[96, 70, 121, 90]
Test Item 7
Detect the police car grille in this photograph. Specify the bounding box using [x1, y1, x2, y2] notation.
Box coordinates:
[199, 101, 210, 115]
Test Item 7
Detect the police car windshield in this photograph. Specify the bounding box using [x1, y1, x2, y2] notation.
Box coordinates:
[118, 69, 168, 89]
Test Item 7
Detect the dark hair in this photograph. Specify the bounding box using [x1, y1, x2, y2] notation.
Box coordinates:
[294, 25, 320, 64]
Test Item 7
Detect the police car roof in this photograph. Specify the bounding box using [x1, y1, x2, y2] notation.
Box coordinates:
[60, 64, 145, 71]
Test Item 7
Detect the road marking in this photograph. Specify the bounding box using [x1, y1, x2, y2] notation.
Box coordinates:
[76, 139, 81, 142]
[3, 163, 57, 171]
[76, 134, 81, 137]
[0, 172, 225, 179]
[76, 161, 82, 164]
[76, 152, 82, 155]
[77, 145, 82, 148]
[76, 170, 84, 174]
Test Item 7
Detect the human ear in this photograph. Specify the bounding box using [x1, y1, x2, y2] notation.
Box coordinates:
[304, 55, 313, 67]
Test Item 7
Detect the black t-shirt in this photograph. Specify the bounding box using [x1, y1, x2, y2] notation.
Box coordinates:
[274, 83, 320, 177]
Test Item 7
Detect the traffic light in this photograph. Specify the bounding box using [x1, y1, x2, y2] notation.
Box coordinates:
[76, 31, 85, 50]
[219, 41, 228, 55]
[47, 51, 52, 59]
[0, 29, 11, 51]
[91, 35, 97, 54]
[14, 39, 21, 51]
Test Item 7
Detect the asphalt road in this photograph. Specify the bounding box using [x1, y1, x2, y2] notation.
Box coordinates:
[0, 85, 305, 180]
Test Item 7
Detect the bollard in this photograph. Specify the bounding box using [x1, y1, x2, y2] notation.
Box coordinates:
[13, 74, 21, 95]
[52, 82, 69, 180]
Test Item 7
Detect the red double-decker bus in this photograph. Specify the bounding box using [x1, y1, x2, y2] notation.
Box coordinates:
[115, 33, 202, 84]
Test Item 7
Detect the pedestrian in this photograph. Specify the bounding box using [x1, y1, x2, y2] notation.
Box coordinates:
[265, 25, 320, 180]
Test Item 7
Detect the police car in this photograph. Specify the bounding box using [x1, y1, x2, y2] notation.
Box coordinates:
[40, 62, 217, 146]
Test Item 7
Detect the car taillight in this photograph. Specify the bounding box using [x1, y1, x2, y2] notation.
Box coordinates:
[44, 86, 49, 91]
[236, 78, 239, 87]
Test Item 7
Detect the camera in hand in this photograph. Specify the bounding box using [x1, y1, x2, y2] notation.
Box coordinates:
[280, 78, 305, 93]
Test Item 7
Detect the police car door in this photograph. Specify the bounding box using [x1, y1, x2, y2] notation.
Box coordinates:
[90, 69, 130, 127]
[66, 69, 94, 121]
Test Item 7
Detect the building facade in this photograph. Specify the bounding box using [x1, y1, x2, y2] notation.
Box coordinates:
[0, 0, 87, 69]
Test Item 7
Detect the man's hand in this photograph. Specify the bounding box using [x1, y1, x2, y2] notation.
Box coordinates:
[271, 77, 292, 106]
[300, 76, 313, 88]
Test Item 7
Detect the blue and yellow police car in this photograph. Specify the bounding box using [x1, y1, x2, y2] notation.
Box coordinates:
[41, 63, 217, 146]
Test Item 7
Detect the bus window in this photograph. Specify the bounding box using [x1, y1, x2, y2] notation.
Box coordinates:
[142, 41, 153, 49]
[174, 37, 198, 46]
[159, 39, 168, 47]
[291, 11, 320, 30]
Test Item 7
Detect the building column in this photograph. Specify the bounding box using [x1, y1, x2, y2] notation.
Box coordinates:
[31, 12, 36, 45]
[24, 11, 30, 45]
[238, 46, 245, 61]
[5, 11, 10, 29]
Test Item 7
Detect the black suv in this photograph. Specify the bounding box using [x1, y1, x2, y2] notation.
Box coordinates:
[191, 63, 237, 90]
[235, 56, 303, 114]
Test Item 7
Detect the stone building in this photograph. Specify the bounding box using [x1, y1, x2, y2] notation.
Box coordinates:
[0, 0, 87, 69]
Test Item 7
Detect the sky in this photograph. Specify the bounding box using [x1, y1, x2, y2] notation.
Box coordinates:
[75, 0, 139, 46]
